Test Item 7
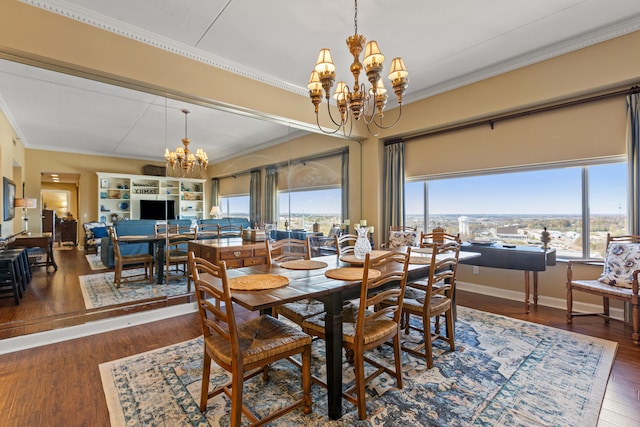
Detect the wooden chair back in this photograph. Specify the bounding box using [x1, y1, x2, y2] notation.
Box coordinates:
[266, 238, 310, 264]
[420, 227, 461, 247]
[216, 224, 243, 238]
[335, 233, 358, 256]
[389, 225, 417, 232]
[356, 249, 411, 341]
[189, 253, 237, 367]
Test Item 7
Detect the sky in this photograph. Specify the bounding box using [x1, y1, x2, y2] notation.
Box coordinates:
[225, 162, 627, 216]
[406, 163, 627, 215]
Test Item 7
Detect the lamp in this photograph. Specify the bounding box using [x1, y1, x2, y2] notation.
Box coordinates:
[308, 0, 408, 136]
[164, 109, 208, 178]
[209, 205, 222, 219]
[14, 198, 37, 233]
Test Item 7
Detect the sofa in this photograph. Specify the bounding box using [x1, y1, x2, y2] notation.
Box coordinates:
[99, 217, 251, 268]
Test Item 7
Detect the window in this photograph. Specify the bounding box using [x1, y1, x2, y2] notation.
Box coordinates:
[406, 161, 627, 259]
[278, 188, 342, 235]
[219, 195, 249, 219]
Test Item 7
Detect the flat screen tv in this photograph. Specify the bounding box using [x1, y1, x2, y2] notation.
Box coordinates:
[139, 199, 176, 220]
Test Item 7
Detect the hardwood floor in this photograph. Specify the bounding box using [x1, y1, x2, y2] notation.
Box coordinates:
[0, 248, 639, 426]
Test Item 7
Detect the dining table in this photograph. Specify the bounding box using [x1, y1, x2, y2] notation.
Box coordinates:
[202, 247, 481, 420]
[119, 232, 195, 284]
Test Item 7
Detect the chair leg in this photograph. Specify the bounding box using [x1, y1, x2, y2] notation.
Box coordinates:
[423, 312, 434, 369]
[392, 334, 403, 390]
[354, 349, 367, 420]
[302, 345, 312, 415]
[566, 287, 573, 323]
[200, 352, 211, 412]
[632, 303, 639, 345]
[445, 308, 455, 351]
[603, 297, 610, 323]
[230, 366, 245, 427]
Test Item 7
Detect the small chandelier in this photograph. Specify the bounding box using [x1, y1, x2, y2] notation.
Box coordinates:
[308, 0, 408, 136]
[164, 109, 208, 179]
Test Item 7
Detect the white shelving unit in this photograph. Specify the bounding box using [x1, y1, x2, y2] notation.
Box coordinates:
[97, 172, 205, 224]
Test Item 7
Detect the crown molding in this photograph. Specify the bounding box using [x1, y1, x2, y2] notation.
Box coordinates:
[22, 0, 640, 106]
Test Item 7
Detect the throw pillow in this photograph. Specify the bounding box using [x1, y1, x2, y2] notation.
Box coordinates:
[598, 242, 640, 289]
[388, 231, 419, 248]
[92, 227, 109, 238]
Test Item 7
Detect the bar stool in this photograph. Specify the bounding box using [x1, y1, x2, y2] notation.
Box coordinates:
[0, 251, 23, 305]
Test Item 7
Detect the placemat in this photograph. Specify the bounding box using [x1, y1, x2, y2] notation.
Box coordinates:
[409, 254, 433, 265]
[228, 274, 289, 291]
[339, 250, 388, 265]
[280, 259, 328, 270]
[325, 267, 381, 281]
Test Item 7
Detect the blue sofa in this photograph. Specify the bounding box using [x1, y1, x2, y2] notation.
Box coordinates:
[99, 217, 251, 268]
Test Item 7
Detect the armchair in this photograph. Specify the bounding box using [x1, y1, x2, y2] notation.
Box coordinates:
[82, 221, 108, 254]
[567, 233, 640, 344]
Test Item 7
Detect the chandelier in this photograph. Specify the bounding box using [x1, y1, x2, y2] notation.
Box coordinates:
[307, 0, 408, 136]
[164, 109, 208, 179]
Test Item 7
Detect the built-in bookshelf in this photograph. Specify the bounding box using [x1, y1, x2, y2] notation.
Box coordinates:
[97, 172, 205, 224]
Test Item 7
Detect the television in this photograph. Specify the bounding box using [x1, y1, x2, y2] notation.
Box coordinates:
[139, 199, 176, 220]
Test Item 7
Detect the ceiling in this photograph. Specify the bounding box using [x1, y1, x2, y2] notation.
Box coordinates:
[2, 0, 640, 165]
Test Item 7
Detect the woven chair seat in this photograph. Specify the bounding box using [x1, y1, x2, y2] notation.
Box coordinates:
[302, 302, 398, 346]
[208, 314, 311, 367]
[276, 300, 325, 325]
[570, 279, 635, 298]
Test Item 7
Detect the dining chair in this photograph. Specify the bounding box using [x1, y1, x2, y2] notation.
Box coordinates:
[269, 238, 325, 326]
[419, 226, 461, 245]
[217, 224, 243, 238]
[567, 233, 640, 344]
[383, 241, 460, 368]
[266, 238, 310, 264]
[335, 233, 358, 256]
[188, 253, 312, 426]
[301, 249, 411, 420]
[162, 225, 193, 291]
[108, 227, 154, 288]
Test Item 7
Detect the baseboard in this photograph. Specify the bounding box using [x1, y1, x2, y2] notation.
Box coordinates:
[457, 281, 625, 321]
[0, 302, 198, 355]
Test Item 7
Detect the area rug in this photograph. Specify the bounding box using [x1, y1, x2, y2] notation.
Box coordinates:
[79, 270, 190, 309]
[85, 253, 108, 270]
[99, 306, 616, 426]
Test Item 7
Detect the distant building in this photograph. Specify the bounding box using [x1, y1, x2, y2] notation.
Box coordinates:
[497, 225, 519, 235]
[458, 216, 469, 235]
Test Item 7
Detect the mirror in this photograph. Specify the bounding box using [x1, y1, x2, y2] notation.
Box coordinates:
[0, 56, 360, 341]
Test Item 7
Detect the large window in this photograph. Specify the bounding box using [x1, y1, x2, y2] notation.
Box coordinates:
[219, 195, 249, 219]
[406, 161, 627, 259]
[278, 188, 342, 235]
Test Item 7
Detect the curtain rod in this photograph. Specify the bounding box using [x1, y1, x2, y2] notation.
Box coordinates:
[396, 85, 640, 143]
[213, 147, 348, 181]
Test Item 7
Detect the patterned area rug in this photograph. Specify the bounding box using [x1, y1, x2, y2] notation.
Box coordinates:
[85, 253, 107, 270]
[99, 306, 616, 426]
[79, 270, 190, 309]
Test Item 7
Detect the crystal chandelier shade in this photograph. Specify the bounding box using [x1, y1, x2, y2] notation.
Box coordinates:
[164, 109, 208, 179]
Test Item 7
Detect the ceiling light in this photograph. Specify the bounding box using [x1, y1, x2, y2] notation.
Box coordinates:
[308, 0, 408, 136]
[164, 109, 208, 179]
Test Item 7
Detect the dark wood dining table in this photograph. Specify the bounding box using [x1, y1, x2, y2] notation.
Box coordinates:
[206, 248, 481, 420]
[118, 232, 195, 284]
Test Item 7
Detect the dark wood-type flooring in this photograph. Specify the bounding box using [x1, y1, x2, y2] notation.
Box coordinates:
[0, 248, 638, 426]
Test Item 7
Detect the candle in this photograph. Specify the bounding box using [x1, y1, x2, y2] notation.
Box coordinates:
[360, 219, 367, 226]
[369, 226, 374, 234]
[344, 219, 350, 226]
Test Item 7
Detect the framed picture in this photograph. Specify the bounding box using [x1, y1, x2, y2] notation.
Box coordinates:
[3, 177, 15, 221]
[101, 178, 109, 188]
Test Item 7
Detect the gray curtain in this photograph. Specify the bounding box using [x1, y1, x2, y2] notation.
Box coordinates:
[341, 149, 349, 223]
[265, 167, 278, 225]
[382, 140, 405, 243]
[628, 89, 640, 235]
[210, 178, 219, 210]
[249, 170, 261, 227]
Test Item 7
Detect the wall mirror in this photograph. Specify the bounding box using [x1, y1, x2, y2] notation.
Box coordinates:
[0, 55, 360, 342]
